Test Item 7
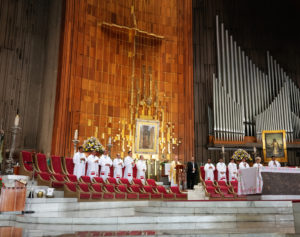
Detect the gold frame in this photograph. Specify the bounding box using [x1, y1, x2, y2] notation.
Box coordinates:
[135, 119, 160, 154]
[262, 130, 287, 163]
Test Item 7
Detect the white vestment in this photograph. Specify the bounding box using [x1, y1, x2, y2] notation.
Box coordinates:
[228, 162, 238, 181]
[268, 160, 281, 168]
[87, 154, 99, 178]
[124, 156, 135, 181]
[99, 155, 112, 180]
[253, 163, 263, 168]
[239, 161, 249, 169]
[253, 163, 264, 193]
[113, 158, 124, 180]
[216, 162, 227, 181]
[204, 163, 215, 181]
[73, 152, 87, 179]
[136, 160, 147, 183]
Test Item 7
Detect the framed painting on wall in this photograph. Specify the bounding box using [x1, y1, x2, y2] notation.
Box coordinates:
[262, 130, 287, 163]
[135, 119, 160, 154]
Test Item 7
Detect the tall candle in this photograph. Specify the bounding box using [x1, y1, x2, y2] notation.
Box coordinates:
[253, 146, 257, 153]
[108, 136, 111, 144]
[74, 129, 78, 140]
[14, 114, 20, 127]
[221, 146, 225, 153]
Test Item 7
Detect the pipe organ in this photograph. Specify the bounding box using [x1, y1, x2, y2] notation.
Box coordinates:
[213, 15, 300, 142]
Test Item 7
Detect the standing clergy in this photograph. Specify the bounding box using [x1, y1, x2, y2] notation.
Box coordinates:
[216, 157, 227, 181]
[268, 156, 281, 168]
[113, 153, 124, 180]
[253, 157, 263, 168]
[204, 158, 215, 181]
[169, 155, 181, 187]
[228, 159, 238, 181]
[136, 155, 147, 184]
[99, 149, 112, 180]
[124, 151, 135, 181]
[73, 146, 87, 179]
[86, 150, 99, 178]
[186, 156, 198, 189]
[239, 158, 249, 169]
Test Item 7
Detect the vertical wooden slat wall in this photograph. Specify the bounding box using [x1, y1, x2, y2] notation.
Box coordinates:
[52, 0, 194, 161]
[193, 0, 300, 164]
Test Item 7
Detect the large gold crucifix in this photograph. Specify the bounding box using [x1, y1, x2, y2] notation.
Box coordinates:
[99, 0, 164, 124]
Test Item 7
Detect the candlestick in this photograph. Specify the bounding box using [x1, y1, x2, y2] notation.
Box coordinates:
[221, 146, 225, 153]
[14, 114, 19, 127]
[74, 129, 78, 140]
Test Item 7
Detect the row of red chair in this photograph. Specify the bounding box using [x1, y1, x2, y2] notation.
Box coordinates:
[203, 180, 245, 199]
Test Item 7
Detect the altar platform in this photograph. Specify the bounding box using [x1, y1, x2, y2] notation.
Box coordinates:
[0, 198, 297, 236]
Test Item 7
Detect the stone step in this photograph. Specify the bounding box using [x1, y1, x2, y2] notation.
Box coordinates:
[15, 213, 294, 225]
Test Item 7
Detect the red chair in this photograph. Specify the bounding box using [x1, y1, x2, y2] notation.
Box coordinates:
[89, 183, 102, 200]
[219, 186, 236, 198]
[63, 157, 75, 175]
[118, 178, 132, 187]
[217, 180, 229, 188]
[156, 186, 175, 200]
[50, 155, 65, 174]
[142, 186, 162, 199]
[90, 183, 113, 200]
[65, 174, 78, 183]
[104, 184, 125, 200]
[204, 180, 215, 187]
[230, 180, 238, 193]
[200, 166, 205, 183]
[19, 151, 34, 177]
[129, 185, 150, 200]
[93, 176, 105, 184]
[106, 177, 118, 186]
[146, 179, 156, 187]
[170, 186, 188, 200]
[117, 185, 138, 200]
[77, 183, 91, 200]
[205, 186, 222, 198]
[132, 178, 144, 187]
[64, 182, 77, 198]
[35, 153, 50, 173]
[79, 176, 92, 184]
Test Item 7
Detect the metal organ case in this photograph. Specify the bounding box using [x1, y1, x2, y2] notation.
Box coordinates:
[213, 16, 300, 143]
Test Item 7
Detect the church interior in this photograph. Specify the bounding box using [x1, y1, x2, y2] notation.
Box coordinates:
[1, 0, 300, 236]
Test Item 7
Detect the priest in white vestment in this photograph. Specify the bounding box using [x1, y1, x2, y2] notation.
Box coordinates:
[268, 156, 281, 168]
[169, 155, 181, 187]
[87, 150, 99, 178]
[228, 159, 237, 181]
[239, 158, 249, 169]
[73, 146, 87, 179]
[216, 158, 227, 181]
[204, 158, 215, 181]
[253, 157, 263, 168]
[99, 149, 112, 180]
[113, 153, 124, 180]
[124, 151, 135, 181]
[136, 155, 147, 184]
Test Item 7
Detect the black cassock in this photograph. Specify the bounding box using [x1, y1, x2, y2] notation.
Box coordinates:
[186, 161, 198, 190]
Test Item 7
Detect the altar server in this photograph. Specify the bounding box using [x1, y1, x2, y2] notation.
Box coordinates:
[228, 159, 237, 181]
[124, 151, 135, 181]
[113, 153, 124, 180]
[136, 155, 147, 184]
[204, 158, 215, 181]
[253, 157, 263, 168]
[239, 158, 249, 169]
[73, 146, 87, 179]
[268, 156, 281, 168]
[99, 149, 112, 180]
[87, 150, 99, 178]
[216, 158, 227, 181]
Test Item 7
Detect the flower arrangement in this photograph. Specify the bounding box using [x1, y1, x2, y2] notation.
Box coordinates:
[82, 137, 105, 154]
[232, 149, 252, 161]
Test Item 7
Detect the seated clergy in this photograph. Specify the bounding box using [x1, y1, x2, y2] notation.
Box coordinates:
[87, 150, 99, 178]
[216, 158, 227, 181]
[253, 157, 263, 168]
[204, 158, 215, 181]
[228, 159, 237, 181]
[268, 156, 281, 168]
[136, 155, 147, 184]
[99, 149, 112, 180]
[239, 158, 249, 169]
[73, 146, 87, 179]
[124, 151, 135, 181]
[113, 153, 124, 180]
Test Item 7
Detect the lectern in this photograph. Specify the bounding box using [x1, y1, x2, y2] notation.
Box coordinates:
[175, 164, 186, 191]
